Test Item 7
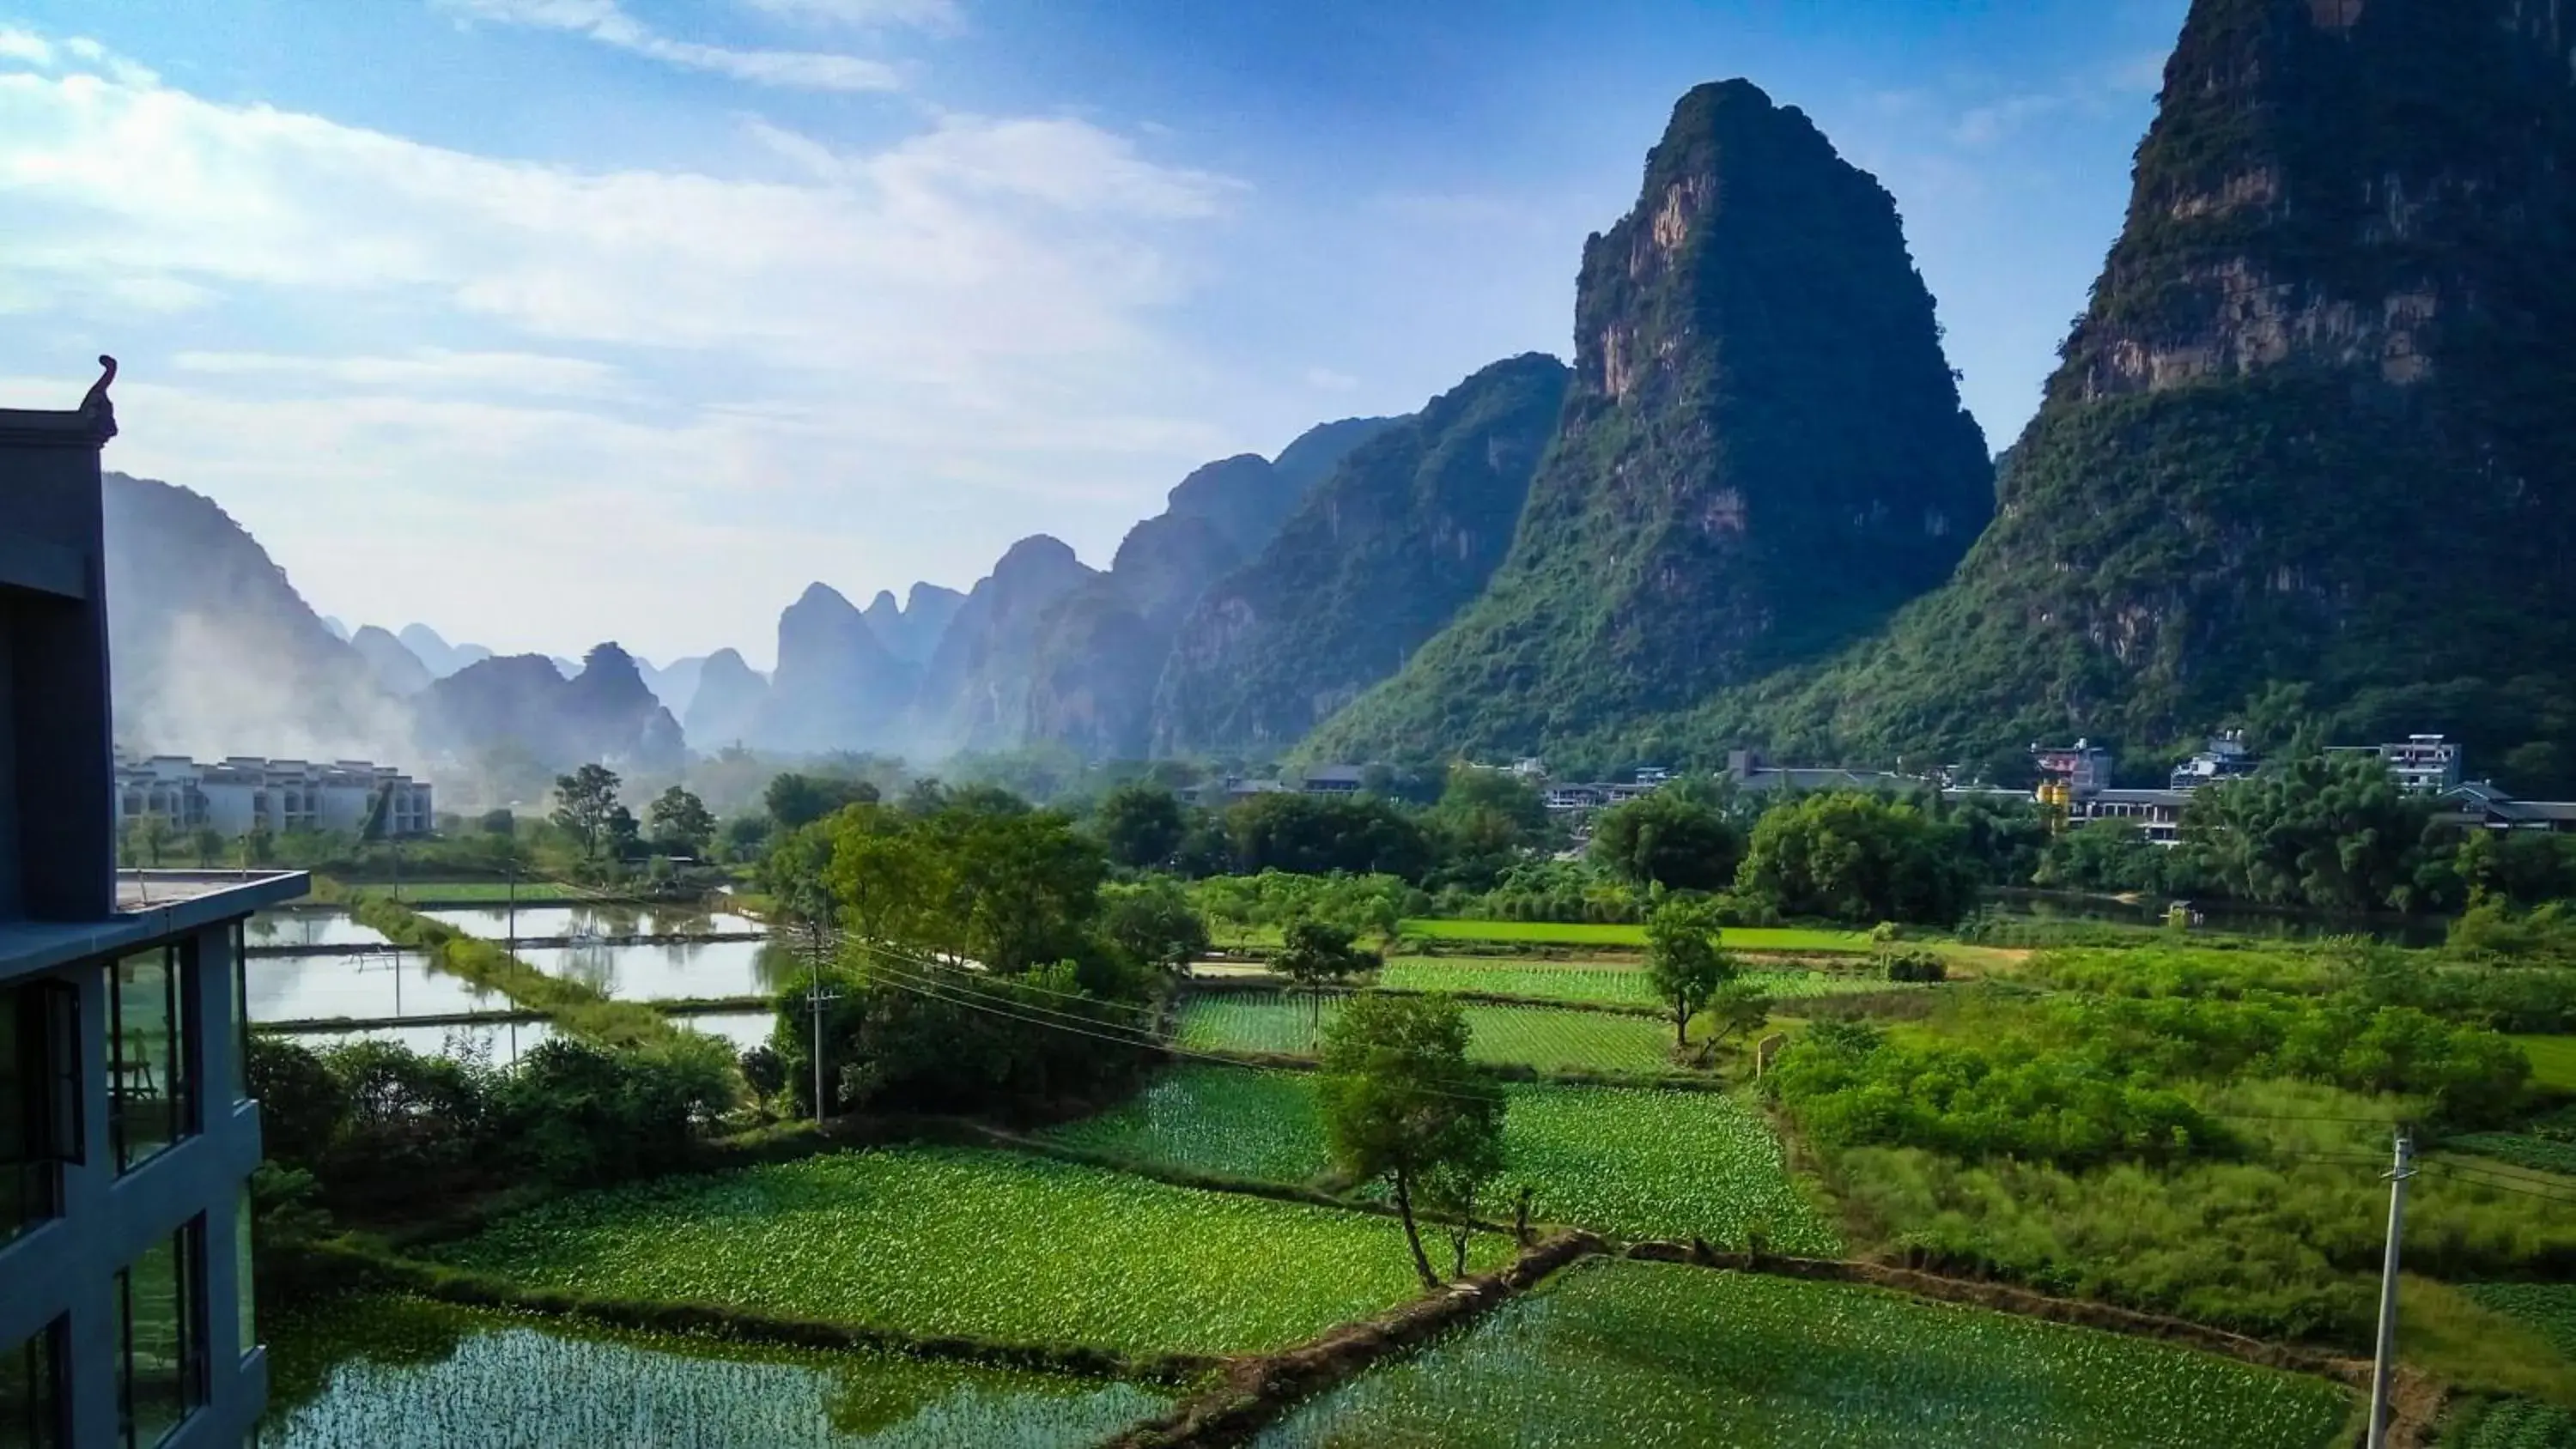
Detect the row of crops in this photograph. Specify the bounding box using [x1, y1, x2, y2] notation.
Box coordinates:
[430, 1145, 1514, 1356]
[1039, 1064, 1841, 1252]
[1255, 1258, 2355, 1448]
[1375, 957, 1914, 1006]
[1176, 992, 1675, 1071]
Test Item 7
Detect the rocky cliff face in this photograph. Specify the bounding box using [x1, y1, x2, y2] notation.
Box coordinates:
[1305, 81, 1990, 762]
[682, 647, 767, 749]
[1022, 417, 1398, 759]
[1731, 0, 2576, 786]
[911, 536, 1099, 752]
[1154, 354, 1571, 755]
[100, 472, 413, 762]
[862, 583, 966, 665]
[751, 583, 918, 755]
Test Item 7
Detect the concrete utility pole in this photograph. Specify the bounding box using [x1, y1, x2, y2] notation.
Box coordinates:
[2365, 1129, 2416, 1449]
[804, 921, 841, 1123]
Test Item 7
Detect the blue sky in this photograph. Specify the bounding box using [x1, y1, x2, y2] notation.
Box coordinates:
[0, 0, 2183, 669]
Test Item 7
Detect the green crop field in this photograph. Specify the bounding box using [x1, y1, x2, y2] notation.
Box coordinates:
[1498, 1087, 1838, 1253]
[2450, 1133, 2576, 1177]
[2446, 1398, 2576, 1449]
[262, 1294, 1163, 1447]
[1257, 1259, 2354, 1448]
[1377, 960, 1908, 1005]
[1042, 1067, 1835, 1252]
[1040, 1067, 1326, 1183]
[2509, 1034, 2576, 1091]
[1400, 919, 1875, 954]
[434, 1146, 1509, 1356]
[2466, 1283, 2576, 1361]
[1177, 994, 1674, 1072]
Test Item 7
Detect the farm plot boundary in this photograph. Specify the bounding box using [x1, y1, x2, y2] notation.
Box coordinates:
[315, 1240, 1219, 1385]
[1103, 1234, 2403, 1449]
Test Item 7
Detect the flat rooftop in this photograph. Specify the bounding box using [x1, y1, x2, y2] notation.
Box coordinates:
[115, 869, 309, 912]
[0, 869, 312, 985]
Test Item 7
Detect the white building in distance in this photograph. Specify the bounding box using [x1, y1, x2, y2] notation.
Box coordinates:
[114, 755, 434, 839]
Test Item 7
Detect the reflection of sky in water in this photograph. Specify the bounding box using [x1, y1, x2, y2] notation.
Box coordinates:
[245, 952, 501, 1022]
[246, 911, 389, 948]
[264, 1020, 555, 1067]
[420, 905, 766, 939]
[679, 1012, 775, 1054]
[262, 1300, 1167, 1448]
[518, 939, 800, 1002]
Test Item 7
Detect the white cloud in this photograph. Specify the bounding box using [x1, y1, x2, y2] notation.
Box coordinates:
[1952, 93, 2065, 148]
[173, 348, 630, 398]
[440, 0, 902, 91]
[1303, 367, 1357, 392]
[741, 0, 962, 30]
[0, 28, 53, 65]
[0, 31, 1261, 659]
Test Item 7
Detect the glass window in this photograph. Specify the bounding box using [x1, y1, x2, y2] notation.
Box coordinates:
[110, 947, 194, 1173]
[115, 1222, 206, 1448]
[0, 1320, 64, 1449]
[1, 980, 80, 1246]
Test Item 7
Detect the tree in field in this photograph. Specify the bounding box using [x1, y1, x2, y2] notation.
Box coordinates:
[1095, 782, 1188, 870]
[550, 764, 623, 861]
[1276, 918, 1382, 1022]
[191, 827, 227, 867]
[760, 820, 841, 961]
[647, 785, 718, 858]
[1590, 791, 1744, 892]
[2182, 751, 2445, 912]
[1099, 878, 1211, 976]
[1644, 897, 1735, 1048]
[1316, 991, 1506, 1288]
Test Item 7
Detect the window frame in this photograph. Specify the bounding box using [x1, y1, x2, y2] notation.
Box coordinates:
[1, 1318, 67, 1449]
[107, 943, 197, 1174]
[2, 979, 83, 1246]
[112, 1219, 209, 1449]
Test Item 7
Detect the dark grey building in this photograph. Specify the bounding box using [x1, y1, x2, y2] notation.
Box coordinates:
[2, 361, 306, 1447]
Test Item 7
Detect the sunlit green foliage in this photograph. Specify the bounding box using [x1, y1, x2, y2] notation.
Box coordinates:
[1256, 1259, 2353, 1448]
[1177, 994, 1673, 1073]
[435, 1146, 1509, 1355]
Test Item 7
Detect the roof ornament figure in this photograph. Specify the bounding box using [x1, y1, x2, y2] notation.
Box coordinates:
[80, 354, 118, 441]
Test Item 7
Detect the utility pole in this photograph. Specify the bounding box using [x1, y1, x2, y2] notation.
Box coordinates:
[804, 918, 841, 1124]
[2366, 1129, 2415, 1449]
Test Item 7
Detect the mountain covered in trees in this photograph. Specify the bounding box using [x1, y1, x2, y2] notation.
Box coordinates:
[102, 15, 2576, 782]
[1151, 354, 1571, 756]
[1303, 79, 1992, 764]
[1695, 0, 2576, 788]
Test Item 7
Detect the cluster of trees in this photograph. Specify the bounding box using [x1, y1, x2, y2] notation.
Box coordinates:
[248, 1033, 739, 1214]
[756, 787, 1177, 1118]
[1770, 980, 2533, 1175]
[2039, 749, 2576, 916]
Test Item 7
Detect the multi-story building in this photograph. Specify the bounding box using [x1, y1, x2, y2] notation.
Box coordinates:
[2372, 734, 2466, 795]
[113, 756, 434, 840]
[3, 363, 306, 1447]
[2169, 731, 2259, 791]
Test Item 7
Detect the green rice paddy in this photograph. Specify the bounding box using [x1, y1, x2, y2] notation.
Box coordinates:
[1176, 993, 1674, 1072]
[1399, 919, 1873, 953]
[1255, 1259, 2355, 1448]
[1376, 958, 1909, 1005]
[261, 1294, 1163, 1447]
[434, 1145, 1510, 1356]
[1041, 1066, 1838, 1252]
